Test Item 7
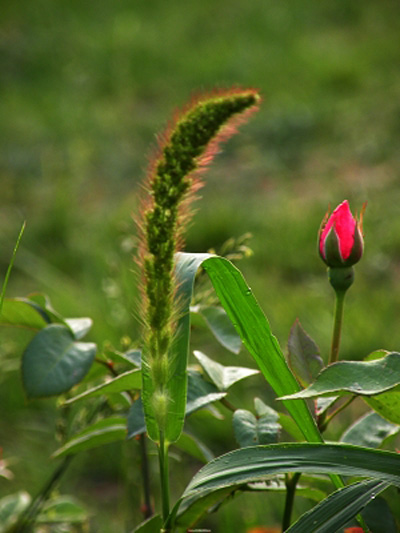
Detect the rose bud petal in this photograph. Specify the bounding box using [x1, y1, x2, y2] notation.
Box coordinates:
[319, 200, 364, 268]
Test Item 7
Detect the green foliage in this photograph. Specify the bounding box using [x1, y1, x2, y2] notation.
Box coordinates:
[280, 352, 400, 399]
[22, 324, 96, 398]
[190, 305, 242, 354]
[200, 255, 322, 443]
[287, 319, 324, 387]
[52, 417, 126, 458]
[193, 350, 258, 391]
[340, 411, 400, 448]
[286, 479, 389, 533]
[233, 403, 280, 447]
[64, 368, 142, 405]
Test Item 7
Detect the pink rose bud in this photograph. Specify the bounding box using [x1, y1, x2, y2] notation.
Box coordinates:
[319, 200, 364, 268]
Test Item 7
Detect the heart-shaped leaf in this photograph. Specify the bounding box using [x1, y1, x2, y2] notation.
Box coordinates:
[22, 324, 96, 398]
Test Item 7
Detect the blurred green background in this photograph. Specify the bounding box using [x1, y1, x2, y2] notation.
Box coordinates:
[2, 0, 400, 531]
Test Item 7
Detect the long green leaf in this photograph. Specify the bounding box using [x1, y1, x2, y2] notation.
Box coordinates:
[0, 221, 25, 316]
[177, 443, 400, 520]
[200, 255, 321, 443]
[52, 417, 126, 458]
[286, 479, 389, 533]
[64, 369, 142, 405]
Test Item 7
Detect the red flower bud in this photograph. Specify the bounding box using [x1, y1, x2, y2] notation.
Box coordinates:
[319, 200, 364, 268]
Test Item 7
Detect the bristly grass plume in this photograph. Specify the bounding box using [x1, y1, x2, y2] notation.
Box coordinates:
[137, 88, 261, 443]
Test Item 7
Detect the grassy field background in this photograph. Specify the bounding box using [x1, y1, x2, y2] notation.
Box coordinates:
[2, 0, 400, 530]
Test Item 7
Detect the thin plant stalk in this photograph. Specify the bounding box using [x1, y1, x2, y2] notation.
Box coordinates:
[139, 433, 153, 520]
[158, 433, 170, 527]
[329, 289, 346, 365]
[282, 472, 301, 531]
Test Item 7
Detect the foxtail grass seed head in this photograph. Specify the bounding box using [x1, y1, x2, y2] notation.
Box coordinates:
[137, 89, 260, 437]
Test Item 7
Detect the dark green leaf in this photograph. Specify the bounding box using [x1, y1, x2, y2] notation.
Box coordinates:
[22, 324, 96, 398]
[52, 417, 126, 458]
[341, 411, 400, 448]
[286, 479, 389, 533]
[287, 319, 323, 387]
[64, 369, 141, 405]
[193, 350, 258, 391]
[191, 305, 242, 353]
[280, 352, 400, 400]
[360, 495, 398, 533]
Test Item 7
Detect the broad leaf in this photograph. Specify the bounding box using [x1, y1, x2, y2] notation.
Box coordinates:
[52, 417, 126, 458]
[193, 350, 258, 391]
[141, 252, 211, 444]
[280, 352, 400, 400]
[191, 305, 242, 353]
[22, 324, 96, 398]
[340, 411, 400, 448]
[287, 319, 323, 387]
[64, 369, 142, 405]
[200, 255, 322, 443]
[286, 479, 389, 533]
